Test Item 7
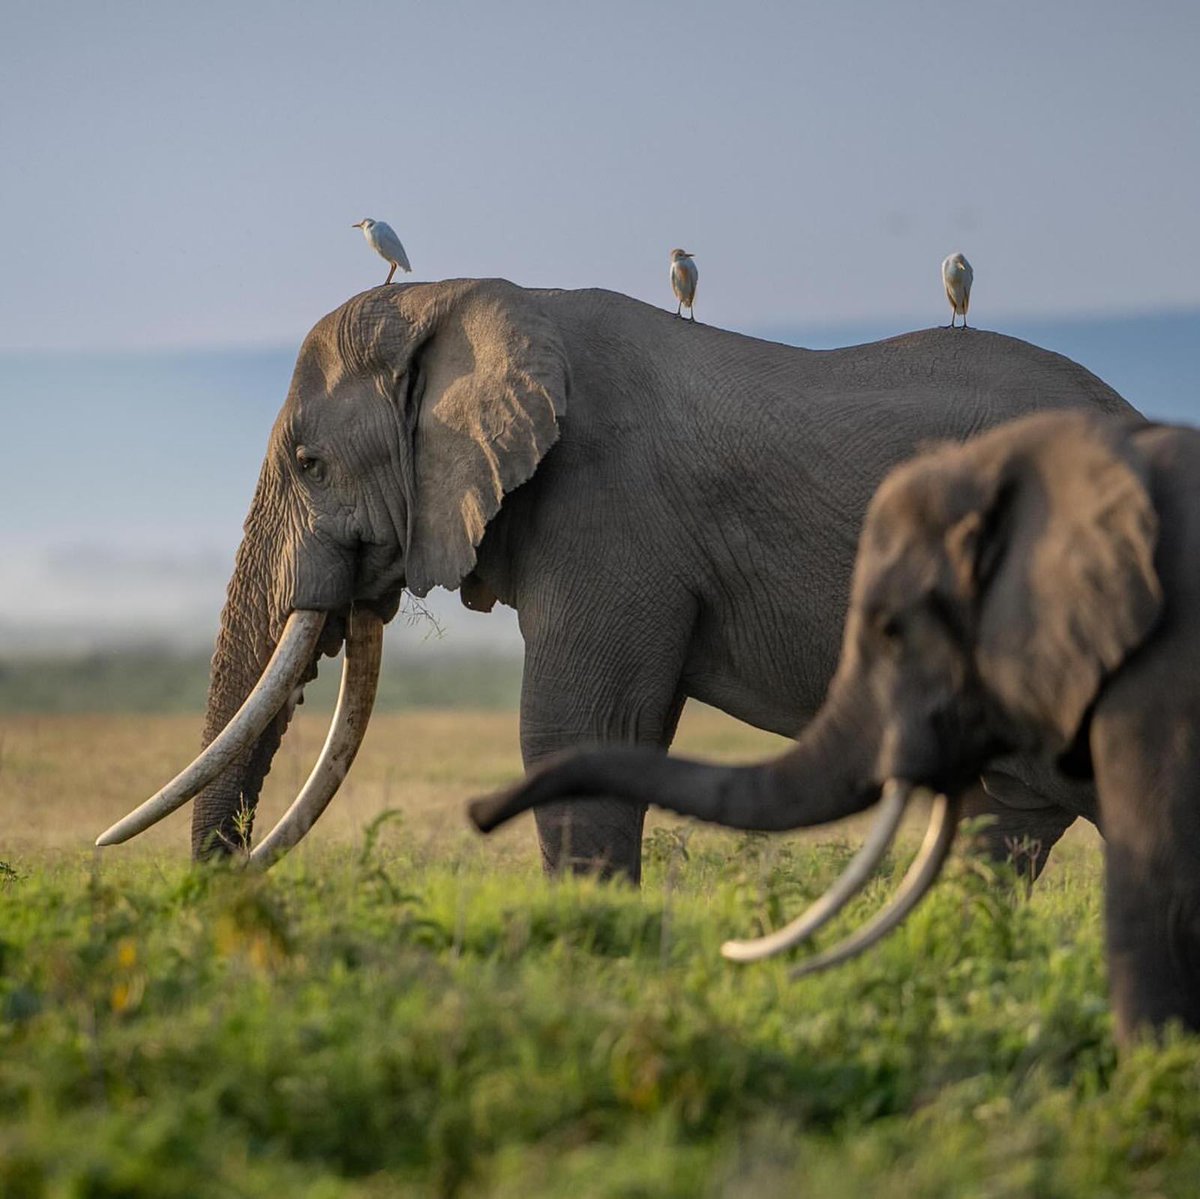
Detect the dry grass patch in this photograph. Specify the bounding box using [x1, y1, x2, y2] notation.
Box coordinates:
[2, 705, 1100, 888]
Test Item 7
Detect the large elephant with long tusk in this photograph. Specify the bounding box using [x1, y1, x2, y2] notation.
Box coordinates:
[99, 279, 1135, 874]
[470, 409, 1200, 1045]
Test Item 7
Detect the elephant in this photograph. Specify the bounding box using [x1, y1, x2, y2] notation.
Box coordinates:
[469, 408, 1200, 1044]
[97, 279, 1135, 879]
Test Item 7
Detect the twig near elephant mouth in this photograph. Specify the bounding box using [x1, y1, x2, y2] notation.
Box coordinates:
[396, 591, 444, 641]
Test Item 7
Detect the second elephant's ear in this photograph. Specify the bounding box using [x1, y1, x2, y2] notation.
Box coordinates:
[957, 412, 1162, 749]
[402, 280, 569, 596]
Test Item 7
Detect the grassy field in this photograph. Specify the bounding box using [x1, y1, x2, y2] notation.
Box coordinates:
[2, 709, 1199, 1197]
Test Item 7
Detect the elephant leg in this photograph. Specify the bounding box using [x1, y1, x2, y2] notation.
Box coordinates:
[522, 685, 686, 884]
[518, 600, 693, 884]
[1090, 673, 1200, 1043]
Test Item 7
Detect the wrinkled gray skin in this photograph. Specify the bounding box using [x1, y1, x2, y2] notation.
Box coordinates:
[193, 278, 1133, 877]
[470, 410, 1200, 1045]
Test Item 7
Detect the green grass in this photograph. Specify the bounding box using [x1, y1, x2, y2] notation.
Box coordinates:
[3, 827, 1199, 1198]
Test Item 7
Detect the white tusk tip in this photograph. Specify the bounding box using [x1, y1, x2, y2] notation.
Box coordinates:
[719, 940, 760, 963]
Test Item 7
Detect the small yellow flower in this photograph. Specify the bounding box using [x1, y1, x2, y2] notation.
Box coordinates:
[116, 938, 138, 970]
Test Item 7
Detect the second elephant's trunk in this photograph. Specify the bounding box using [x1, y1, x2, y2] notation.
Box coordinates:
[470, 677, 882, 837]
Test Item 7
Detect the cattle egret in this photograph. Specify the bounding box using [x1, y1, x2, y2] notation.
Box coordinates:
[941, 252, 973, 329]
[670, 248, 698, 320]
[352, 218, 412, 284]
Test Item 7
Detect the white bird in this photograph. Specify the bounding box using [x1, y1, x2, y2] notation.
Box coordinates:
[670, 248, 698, 321]
[941, 252, 973, 329]
[352, 218, 412, 284]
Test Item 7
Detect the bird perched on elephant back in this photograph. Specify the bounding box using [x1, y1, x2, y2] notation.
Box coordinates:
[98, 278, 1134, 891]
[471, 409, 1200, 1046]
[670, 248, 698, 319]
[942, 251, 973, 328]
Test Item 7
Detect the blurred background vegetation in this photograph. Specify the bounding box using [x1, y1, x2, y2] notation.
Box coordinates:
[0, 648, 523, 715]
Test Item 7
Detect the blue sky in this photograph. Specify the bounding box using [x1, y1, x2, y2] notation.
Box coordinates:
[4, 1, 1199, 351]
[4, 2, 1200, 652]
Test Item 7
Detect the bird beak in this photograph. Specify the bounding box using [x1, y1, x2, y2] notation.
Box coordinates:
[351, 221, 363, 228]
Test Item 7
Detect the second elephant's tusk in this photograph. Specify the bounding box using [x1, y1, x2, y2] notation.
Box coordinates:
[248, 608, 384, 868]
[721, 779, 910, 963]
[788, 787, 961, 980]
[95, 610, 327, 847]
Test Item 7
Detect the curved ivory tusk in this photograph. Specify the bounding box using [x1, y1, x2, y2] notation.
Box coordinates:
[95, 610, 327, 847]
[787, 788, 961, 980]
[249, 608, 384, 868]
[721, 779, 911, 963]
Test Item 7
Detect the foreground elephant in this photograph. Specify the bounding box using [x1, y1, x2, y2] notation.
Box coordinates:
[99, 280, 1133, 876]
[471, 409, 1200, 1043]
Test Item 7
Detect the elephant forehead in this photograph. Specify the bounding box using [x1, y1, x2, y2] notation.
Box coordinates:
[303, 291, 421, 377]
[287, 346, 350, 402]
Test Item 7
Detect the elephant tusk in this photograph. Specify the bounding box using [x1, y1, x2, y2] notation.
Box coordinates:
[721, 778, 911, 963]
[95, 610, 327, 847]
[787, 787, 961, 980]
[248, 607, 383, 868]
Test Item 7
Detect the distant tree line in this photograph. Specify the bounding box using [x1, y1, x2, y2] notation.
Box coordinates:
[0, 650, 522, 714]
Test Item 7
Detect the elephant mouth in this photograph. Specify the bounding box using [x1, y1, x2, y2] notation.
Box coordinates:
[96, 604, 385, 865]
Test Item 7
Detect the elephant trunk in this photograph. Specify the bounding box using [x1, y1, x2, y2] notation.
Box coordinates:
[191, 519, 312, 859]
[470, 674, 882, 836]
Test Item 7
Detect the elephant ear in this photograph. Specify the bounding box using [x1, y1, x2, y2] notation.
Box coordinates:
[403, 280, 569, 596]
[953, 412, 1162, 749]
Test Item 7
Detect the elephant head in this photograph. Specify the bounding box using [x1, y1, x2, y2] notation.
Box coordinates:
[471, 410, 1189, 1041]
[99, 279, 568, 860]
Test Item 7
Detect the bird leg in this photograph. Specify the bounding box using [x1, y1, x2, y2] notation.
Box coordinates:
[675, 301, 682, 317]
[385, 264, 397, 285]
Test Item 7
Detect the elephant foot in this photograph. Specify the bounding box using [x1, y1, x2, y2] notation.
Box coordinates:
[534, 798, 647, 885]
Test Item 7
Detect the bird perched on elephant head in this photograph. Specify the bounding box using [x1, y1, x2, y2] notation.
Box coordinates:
[353, 218, 412, 284]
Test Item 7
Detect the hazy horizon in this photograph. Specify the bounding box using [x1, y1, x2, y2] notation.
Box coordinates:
[7, 305, 1199, 656]
[5, 1, 1199, 655]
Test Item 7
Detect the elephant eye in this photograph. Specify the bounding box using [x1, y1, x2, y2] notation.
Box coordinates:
[869, 605, 907, 651]
[295, 446, 327, 483]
